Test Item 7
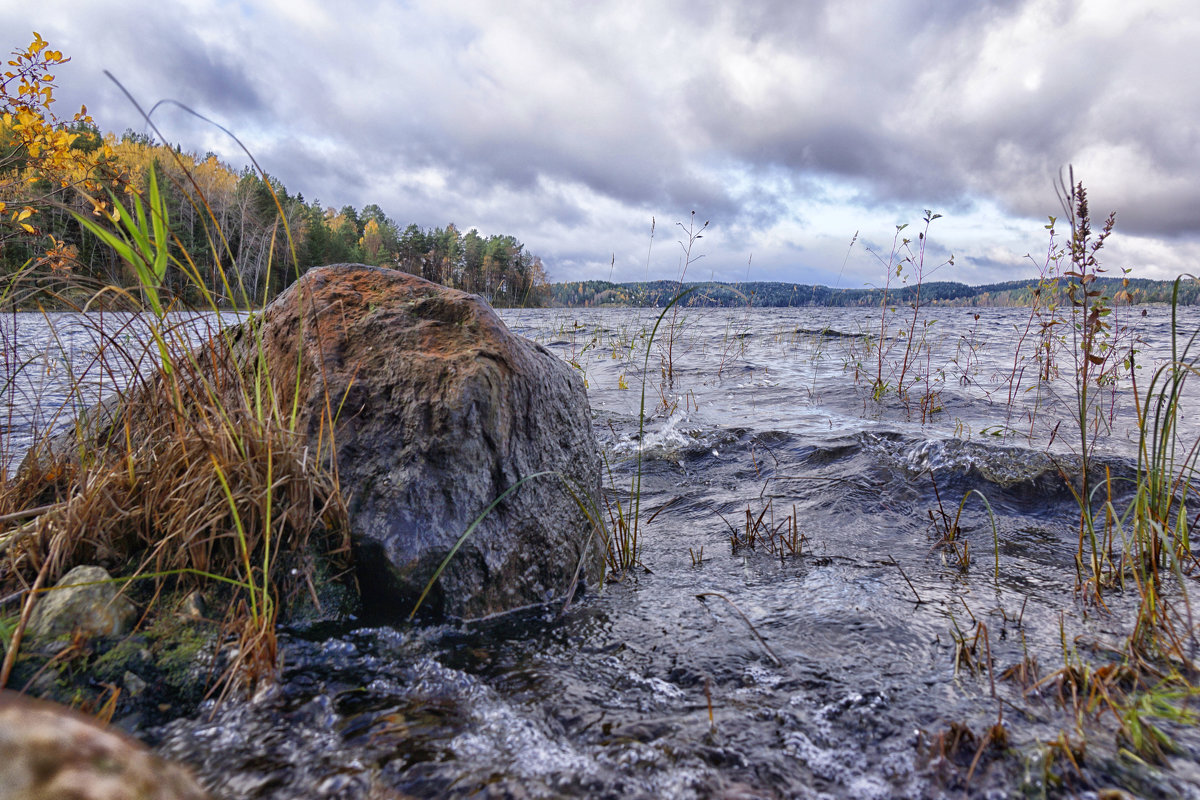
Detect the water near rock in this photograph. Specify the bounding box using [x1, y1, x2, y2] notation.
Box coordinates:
[5, 304, 1200, 798]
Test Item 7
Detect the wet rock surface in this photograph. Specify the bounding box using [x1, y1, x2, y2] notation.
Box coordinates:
[248, 265, 603, 620]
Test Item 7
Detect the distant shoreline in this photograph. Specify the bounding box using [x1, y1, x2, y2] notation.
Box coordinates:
[547, 275, 1196, 308]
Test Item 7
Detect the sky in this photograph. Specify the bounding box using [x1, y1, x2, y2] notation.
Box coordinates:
[6, 0, 1199, 287]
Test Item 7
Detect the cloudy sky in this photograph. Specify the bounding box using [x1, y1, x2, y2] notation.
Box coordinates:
[7, 1, 1198, 286]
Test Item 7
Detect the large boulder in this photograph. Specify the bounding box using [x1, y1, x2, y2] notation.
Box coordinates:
[247, 264, 603, 620]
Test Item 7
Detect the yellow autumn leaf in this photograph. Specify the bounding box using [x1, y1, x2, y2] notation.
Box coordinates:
[20, 223, 35, 234]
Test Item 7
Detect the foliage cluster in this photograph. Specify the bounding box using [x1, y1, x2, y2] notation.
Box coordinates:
[0, 33, 118, 263]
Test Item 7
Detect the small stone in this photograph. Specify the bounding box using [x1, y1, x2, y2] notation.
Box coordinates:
[123, 670, 147, 696]
[27, 565, 137, 642]
[178, 591, 206, 620]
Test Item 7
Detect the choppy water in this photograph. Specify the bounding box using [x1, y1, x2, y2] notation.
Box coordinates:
[5, 303, 1200, 798]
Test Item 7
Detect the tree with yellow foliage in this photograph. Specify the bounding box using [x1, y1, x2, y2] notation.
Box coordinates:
[359, 217, 383, 263]
[1, 33, 117, 265]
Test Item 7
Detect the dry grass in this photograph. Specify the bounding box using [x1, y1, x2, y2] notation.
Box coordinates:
[1, 156, 349, 694]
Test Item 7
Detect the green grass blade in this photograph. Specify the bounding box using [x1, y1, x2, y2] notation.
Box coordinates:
[409, 469, 558, 620]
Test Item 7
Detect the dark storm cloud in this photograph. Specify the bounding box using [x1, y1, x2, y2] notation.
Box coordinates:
[7, 4, 263, 139]
[158, 42, 263, 115]
[671, 0, 1200, 240]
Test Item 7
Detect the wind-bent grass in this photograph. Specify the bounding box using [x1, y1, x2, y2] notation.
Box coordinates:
[1121, 277, 1200, 655]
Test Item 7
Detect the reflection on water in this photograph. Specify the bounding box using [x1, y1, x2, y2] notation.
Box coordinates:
[6, 304, 1200, 798]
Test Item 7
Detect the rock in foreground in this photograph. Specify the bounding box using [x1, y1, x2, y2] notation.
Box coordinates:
[251, 265, 603, 619]
[0, 691, 208, 800]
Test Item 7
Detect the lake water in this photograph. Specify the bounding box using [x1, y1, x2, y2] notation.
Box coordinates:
[4, 302, 1200, 798]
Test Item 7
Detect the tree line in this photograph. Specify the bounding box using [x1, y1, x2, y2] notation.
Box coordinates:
[1, 128, 550, 307]
[549, 276, 1194, 308]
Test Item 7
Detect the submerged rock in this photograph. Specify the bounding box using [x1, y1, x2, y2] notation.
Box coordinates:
[28, 565, 137, 642]
[249, 264, 603, 620]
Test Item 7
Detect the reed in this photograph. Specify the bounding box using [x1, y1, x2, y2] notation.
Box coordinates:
[660, 213, 706, 391]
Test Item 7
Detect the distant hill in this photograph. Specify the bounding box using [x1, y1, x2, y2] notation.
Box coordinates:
[548, 276, 1198, 308]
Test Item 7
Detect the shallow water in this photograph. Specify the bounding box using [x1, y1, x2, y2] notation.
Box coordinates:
[5, 303, 1200, 798]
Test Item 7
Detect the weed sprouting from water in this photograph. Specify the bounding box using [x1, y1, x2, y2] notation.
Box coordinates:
[927, 471, 1000, 581]
[660, 213, 707, 393]
[724, 497, 805, 561]
[1056, 167, 1121, 598]
[603, 289, 696, 574]
[863, 210, 952, 412]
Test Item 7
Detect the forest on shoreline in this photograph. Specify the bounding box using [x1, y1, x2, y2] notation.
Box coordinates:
[547, 275, 1195, 308]
[1, 126, 551, 308]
